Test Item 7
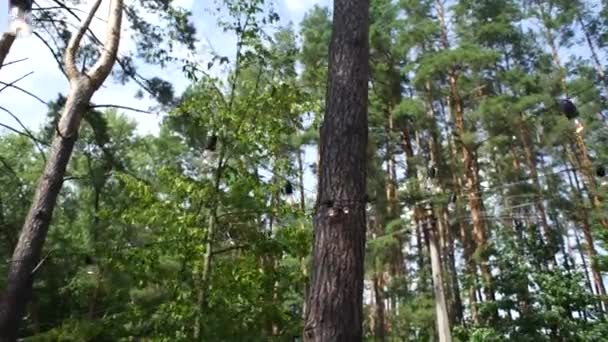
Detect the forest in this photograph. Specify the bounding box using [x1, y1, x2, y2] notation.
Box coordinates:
[0, 0, 608, 341]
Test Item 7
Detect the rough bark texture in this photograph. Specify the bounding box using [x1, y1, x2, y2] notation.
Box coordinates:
[303, 0, 369, 340]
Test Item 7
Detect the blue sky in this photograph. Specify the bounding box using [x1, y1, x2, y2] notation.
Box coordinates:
[0, 0, 329, 135]
[0, 0, 327, 197]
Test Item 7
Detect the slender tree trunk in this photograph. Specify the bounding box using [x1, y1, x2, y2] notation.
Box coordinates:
[193, 212, 216, 340]
[303, 0, 370, 340]
[0, 2, 122, 339]
[517, 114, 554, 251]
[88, 184, 103, 319]
[571, 136, 608, 229]
[386, 112, 404, 280]
[424, 208, 453, 342]
[298, 147, 306, 211]
[194, 148, 227, 339]
[577, 14, 608, 91]
[443, 113, 477, 324]
[442, 208, 463, 325]
[568, 165, 607, 312]
[436, 0, 494, 318]
[372, 272, 386, 341]
[424, 81, 463, 326]
[540, 3, 608, 229]
[297, 149, 309, 321]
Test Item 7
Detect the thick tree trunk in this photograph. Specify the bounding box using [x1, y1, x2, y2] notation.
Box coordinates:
[303, 0, 369, 340]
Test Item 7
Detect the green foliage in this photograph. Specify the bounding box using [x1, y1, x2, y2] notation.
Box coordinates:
[3, 0, 608, 340]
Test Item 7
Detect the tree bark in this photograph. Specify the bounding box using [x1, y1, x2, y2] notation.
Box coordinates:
[567, 164, 608, 312]
[424, 209, 453, 342]
[0, 1, 122, 339]
[572, 135, 608, 229]
[517, 114, 554, 251]
[303, 0, 370, 340]
[0, 33, 16, 70]
[372, 273, 386, 341]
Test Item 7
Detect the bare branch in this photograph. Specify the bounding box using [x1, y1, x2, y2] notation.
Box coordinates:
[33, 30, 68, 79]
[89, 104, 154, 115]
[0, 72, 48, 105]
[65, 0, 103, 80]
[1, 57, 28, 68]
[0, 106, 49, 162]
[211, 244, 249, 256]
[88, 0, 124, 87]
[0, 71, 34, 92]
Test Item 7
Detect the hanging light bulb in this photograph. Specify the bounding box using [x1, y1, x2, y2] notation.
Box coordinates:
[8, 1, 33, 37]
[559, 99, 579, 120]
[574, 118, 584, 134]
[328, 208, 336, 217]
[597, 166, 606, 178]
[342, 207, 349, 215]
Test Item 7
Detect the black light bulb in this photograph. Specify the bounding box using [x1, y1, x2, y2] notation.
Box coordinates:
[558, 99, 579, 120]
[597, 166, 606, 178]
[205, 135, 217, 151]
[283, 181, 294, 195]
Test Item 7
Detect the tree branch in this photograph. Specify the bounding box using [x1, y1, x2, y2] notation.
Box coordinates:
[0, 72, 48, 105]
[1, 57, 28, 68]
[88, 0, 124, 87]
[211, 244, 249, 256]
[33, 30, 68, 78]
[89, 104, 153, 115]
[65, 0, 103, 80]
[0, 106, 49, 162]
